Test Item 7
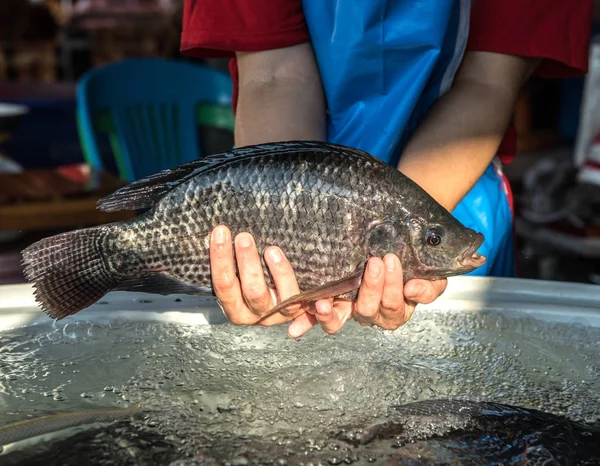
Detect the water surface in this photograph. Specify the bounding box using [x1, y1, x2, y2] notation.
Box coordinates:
[1, 308, 599, 464]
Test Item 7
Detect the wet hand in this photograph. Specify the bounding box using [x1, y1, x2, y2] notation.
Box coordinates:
[209, 225, 314, 327]
[287, 254, 448, 337]
[209, 225, 447, 337]
[353, 254, 448, 329]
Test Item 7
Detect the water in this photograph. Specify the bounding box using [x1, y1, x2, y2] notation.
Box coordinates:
[0, 308, 599, 465]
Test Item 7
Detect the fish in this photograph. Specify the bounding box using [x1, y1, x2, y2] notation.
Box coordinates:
[21, 141, 486, 320]
[335, 399, 600, 465]
[0, 403, 142, 448]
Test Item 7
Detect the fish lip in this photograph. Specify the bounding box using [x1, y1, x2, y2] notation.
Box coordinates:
[458, 233, 486, 269]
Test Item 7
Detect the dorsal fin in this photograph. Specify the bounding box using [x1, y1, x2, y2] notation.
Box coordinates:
[97, 141, 340, 212]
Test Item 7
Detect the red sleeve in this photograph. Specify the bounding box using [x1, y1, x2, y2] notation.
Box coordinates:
[467, 0, 592, 165]
[180, 0, 310, 58]
[467, 0, 593, 78]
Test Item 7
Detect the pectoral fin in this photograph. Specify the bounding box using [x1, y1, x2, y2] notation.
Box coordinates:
[261, 264, 366, 319]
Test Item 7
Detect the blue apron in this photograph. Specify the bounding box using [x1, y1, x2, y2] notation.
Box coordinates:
[301, 0, 515, 277]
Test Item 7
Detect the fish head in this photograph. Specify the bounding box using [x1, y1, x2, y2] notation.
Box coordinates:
[401, 207, 487, 279]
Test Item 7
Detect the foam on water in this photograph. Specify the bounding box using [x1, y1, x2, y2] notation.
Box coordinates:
[0, 308, 599, 465]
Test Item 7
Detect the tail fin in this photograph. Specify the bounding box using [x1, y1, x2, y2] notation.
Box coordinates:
[21, 227, 117, 319]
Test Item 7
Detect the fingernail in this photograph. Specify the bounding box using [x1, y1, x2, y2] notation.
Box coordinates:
[237, 233, 253, 248]
[406, 284, 423, 299]
[267, 247, 282, 263]
[212, 226, 227, 245]
[288, 326, 300, 338]
[368, 260, 381, 278]
[384, 254, 398, 272]
[316, 300, 331, 316]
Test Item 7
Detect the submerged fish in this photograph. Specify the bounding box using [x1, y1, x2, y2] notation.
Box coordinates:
[22, 141, 486, 319]
[336, 399, 600, 465]
[0, 403, 142, 448]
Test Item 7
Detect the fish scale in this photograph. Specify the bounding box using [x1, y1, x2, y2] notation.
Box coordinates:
[136, 153, 366, 290]
[21, 141, 486, 320]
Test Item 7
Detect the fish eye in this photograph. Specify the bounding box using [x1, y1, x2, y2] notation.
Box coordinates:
[425, 227, 443, 247]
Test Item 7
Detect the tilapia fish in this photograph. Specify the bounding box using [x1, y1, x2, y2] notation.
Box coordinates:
[336, 399, 600, 465]
[0, 403, 142, 448]
[22, 141, 486, 319]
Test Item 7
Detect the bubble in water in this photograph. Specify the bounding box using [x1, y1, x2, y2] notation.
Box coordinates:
[0, 313, 598, 464]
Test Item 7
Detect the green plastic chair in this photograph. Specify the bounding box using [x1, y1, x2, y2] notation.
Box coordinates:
[76, 58, 234, 182]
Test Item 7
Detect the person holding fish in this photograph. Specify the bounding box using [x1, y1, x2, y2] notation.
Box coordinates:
[180, 0, 591, 337]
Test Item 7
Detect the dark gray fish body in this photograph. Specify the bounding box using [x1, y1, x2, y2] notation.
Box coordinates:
[22, 141, 486, 319]
[0, 403, 141, 447]
[336, 399, 600, 465]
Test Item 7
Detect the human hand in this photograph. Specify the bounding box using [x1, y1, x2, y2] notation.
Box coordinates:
[209, 225, 312, 327]
[286, 255, 448, 337]
[208, 225, 447, 336]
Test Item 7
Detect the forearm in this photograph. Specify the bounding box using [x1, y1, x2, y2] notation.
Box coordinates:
[397, 79, 516, 211]
[398, 52, 540, 212]
[234, 44, 327, 147]
[235, 77, 326, 146]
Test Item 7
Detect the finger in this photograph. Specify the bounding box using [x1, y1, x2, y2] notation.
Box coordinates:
[315, 299, 352, 335]
[399, 300, 417, 326]
[209, 225, 247, 322]
[353, 257, 385, 326]
[432, 278, 449, 299]
[378, 254, 407, 325]
[234, 232, 273, 314]
[264, 246, 304, 318]
[404, 278, 448, 304]
[257, 310, 297, 327]
[287, 312, 319, 338]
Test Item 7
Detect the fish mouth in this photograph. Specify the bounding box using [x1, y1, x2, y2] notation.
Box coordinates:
[458, 233, 486, 269]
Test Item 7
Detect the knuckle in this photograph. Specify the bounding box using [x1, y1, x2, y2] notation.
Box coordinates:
[217, 299, 260, 326]
[212, 274, 235, 292]
[243, 281, 266, 299]
[246, 295, 273, 316]
[227, 314, 245, 325]
[355, 305, 377, 320]
[364, 284, 381, 296]
[245, 295, 270, 312]
[227, 311, 255, 326]
[410, 283, 436, 304]
[381, 291, 404, 311]
[379, 317, 404, 331]
[385, 270, 403, 285]
[388, 321, 403, 331]
[279, 304, 301, 318]
[323, 325, 340, 335]
[417, 291, 437, 304]
[244, 295, 271, 313]
[380, 307, 403, 322]
[356, 295, 381, 316]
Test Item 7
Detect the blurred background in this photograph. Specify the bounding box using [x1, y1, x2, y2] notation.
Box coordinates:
[0, 0, 599, 286]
